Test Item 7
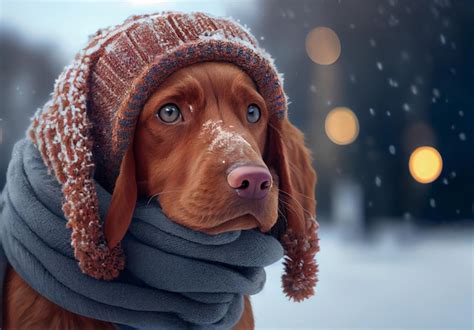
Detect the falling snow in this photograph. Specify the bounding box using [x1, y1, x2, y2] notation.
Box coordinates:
[369, 108, 375, 116]
[459, 132, 466, 141]
[410, 84, 418, 95]
[375, 176, 382, 187]
[403, 103, 410, 112]
[388, 14, 400, 27]
[389, 145, 396, 155]
[388, 78, 399, 87]
[429, 198, 436, 208]
[376, 61, 383, 70]
[440, 34, 446, 45]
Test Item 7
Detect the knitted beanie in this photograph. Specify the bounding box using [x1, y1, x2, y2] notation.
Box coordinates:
[28, 12, 319, 301]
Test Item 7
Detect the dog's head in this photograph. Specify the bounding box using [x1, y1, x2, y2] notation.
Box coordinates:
[104, 62, 319, 300]
[29, 12, 319, 300]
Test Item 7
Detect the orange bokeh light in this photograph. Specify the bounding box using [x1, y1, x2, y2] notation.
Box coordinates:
[325, 107, 359, 145]
[409, 146, 443, 184]
[305, 27, 341, 65]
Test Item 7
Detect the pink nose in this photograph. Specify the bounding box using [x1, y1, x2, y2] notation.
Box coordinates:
[227, 166, 272, 200]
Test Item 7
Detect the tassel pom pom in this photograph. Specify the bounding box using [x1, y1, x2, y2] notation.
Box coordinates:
[281, 218, 320, 302]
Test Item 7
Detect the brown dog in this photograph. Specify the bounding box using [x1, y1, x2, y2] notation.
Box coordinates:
[3, 62, 316, 329]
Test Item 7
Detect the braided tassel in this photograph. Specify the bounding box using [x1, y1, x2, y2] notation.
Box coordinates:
[281, 218, 320, 301]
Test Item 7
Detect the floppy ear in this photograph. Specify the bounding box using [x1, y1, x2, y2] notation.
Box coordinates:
[266, 117, 320, 302]
[104, 145, 137, 249]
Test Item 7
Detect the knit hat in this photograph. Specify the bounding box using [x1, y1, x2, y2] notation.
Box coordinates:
[28, 12, 319, 301]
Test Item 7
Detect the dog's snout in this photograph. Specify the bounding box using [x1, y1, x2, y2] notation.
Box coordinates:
[227, 166, 272, 200]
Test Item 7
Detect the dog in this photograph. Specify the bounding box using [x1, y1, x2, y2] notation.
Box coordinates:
[3, 61, 316, 329]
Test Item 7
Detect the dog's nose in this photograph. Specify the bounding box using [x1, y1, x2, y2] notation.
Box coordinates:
[227, 166, 272, 199]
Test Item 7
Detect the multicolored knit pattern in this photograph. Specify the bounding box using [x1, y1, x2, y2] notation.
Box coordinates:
[86, 12, 287, 186]
[29, 44, 125, 280]
[28, 11, 316, 301]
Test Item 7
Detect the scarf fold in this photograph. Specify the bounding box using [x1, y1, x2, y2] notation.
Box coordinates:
[0, 139, 284, 329]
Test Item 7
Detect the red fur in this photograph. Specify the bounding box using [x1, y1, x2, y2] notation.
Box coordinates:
[3, 62, 317, 329]
[271, 119, 319, 301]
[2, 265, 117, 330]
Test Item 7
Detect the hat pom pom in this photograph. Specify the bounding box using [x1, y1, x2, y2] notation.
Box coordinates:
[74, 242, 125, 280]
[62, 181, 126, 280]
[281, 218, 320, 302]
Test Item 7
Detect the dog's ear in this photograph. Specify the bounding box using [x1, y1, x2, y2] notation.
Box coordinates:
[266, 117, 319, 302]
[104, 145, 137, 249]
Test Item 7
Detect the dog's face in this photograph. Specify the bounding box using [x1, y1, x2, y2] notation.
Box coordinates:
[104, 61, 316, 249]
[134, 62, 279, 234]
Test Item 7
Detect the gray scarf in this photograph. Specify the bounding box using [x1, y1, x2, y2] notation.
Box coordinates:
[0, 139, 284, 329]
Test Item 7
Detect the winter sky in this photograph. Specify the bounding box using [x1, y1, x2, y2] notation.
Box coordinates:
[0, 0, 256, 60]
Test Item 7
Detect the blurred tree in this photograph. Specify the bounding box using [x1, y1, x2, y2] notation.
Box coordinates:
[0, 27, 63, 188]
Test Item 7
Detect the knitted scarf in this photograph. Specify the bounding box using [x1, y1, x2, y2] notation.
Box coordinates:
[0, 139, 284, 329]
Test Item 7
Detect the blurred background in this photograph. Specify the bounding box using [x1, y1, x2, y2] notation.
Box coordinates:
[1, 0, 472, 329]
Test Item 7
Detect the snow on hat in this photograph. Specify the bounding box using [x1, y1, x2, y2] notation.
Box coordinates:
[28, 12, 319, 301]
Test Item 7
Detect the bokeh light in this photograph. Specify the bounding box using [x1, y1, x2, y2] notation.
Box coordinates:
[305, 27, 341, 65]
[409, 146, 443, 184]
[325, 107, 359, 145]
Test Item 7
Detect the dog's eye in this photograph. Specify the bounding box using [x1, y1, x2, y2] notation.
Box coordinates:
[247, 104, 261, 123]
[157, 104, 182, 124]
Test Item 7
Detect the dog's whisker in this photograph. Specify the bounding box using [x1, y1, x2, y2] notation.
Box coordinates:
[278, 194, 313, 220]
[278, 198, 299, 217]
[279, 189, 314, 213]
[277, 207, 288, 225]
[145, 189, 187, 207]
[146, 194, 160, 207]
[281, 197, 312, 218]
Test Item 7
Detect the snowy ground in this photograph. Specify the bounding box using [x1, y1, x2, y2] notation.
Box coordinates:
[252, 222, 473, 329]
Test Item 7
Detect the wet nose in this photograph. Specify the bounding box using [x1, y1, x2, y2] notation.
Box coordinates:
[227, 166, 272, 200]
